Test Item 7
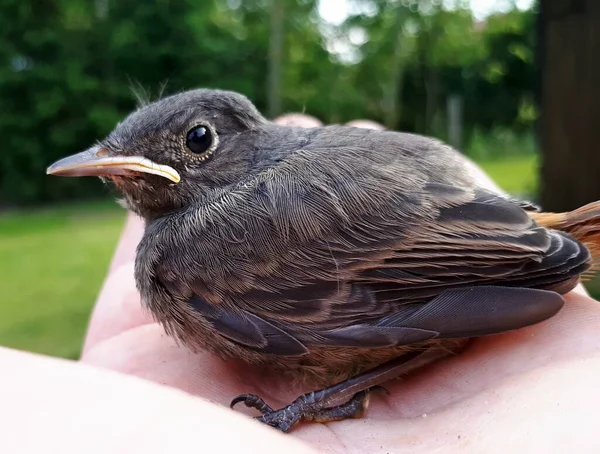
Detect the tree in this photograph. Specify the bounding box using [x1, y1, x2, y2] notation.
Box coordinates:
[267, 0, 284, 117]
[538, 0, 600, 211]
[0, 0, 541, 206]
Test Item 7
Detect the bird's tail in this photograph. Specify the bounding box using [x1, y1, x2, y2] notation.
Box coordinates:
[531, 201, 600, 278]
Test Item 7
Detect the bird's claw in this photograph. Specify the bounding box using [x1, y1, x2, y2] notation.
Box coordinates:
[230, 386, 385, 433]
[230, 394, 274, 414]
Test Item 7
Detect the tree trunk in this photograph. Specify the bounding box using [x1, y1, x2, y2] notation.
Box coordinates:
[538, 0, 600, 211]
[447, 94, 463, 150]
[267, 0, 284, 118]
[382, 5, 405, 129]
[424, 67, 440, 135]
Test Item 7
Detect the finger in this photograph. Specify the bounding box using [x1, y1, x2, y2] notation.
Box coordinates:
[345, 119, 385, 130]
[273, 113, 322, 128]
[82, 213, 151, 354]
[82, 323, 249, 405]
[108, 212, 144, 273]
[0, 347, 316, 454]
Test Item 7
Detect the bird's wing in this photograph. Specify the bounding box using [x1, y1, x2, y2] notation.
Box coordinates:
[150, 152, 590, 356]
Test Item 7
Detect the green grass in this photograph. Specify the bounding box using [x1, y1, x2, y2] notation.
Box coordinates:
[464, 128, 539, 198]
[476, 154, 539, 197]
[0, 200, 126, 359]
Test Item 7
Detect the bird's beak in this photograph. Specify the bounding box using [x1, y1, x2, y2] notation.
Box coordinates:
[46, 146, 180, 183]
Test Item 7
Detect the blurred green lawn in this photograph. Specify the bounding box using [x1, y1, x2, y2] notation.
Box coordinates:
[477, 154, 538, 196]
[0, 202, 126, 358]
[3, 152, 595, 360]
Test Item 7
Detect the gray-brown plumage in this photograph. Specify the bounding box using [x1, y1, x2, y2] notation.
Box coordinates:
[47, 88, 600, 432]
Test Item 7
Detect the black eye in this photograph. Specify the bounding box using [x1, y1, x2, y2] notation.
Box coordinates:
[186, 125, 213, 155]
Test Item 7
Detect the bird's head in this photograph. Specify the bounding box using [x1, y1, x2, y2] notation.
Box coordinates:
[47, 89, 268, 219]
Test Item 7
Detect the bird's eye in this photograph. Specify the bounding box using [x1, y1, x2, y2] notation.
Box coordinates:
[185, 125, 213, 157]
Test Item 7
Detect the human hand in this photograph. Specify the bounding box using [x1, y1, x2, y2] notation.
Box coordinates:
[4, 115, 599, 453]
[77, 210, 600, 452]
[4, 235, 598, 454]
[78, 114, 600, 452]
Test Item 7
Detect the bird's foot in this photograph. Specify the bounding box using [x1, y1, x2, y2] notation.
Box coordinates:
[230, 386, 388, 433]
[231, 349, 443, 432]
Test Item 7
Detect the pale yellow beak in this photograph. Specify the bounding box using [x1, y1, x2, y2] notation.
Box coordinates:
[46, 146, 180, 183]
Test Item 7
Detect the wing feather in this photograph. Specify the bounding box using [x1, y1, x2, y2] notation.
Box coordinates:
[144, 141, 591, 355]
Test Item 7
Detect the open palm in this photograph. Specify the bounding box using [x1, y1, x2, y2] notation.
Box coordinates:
[78, 212, 600, 453]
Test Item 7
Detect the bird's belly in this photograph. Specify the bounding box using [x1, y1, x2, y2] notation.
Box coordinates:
[183, 320, 469, 387]
[266, 338, 470, 387]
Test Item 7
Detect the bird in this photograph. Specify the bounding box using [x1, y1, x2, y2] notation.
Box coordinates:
[47, 88, 600, 432]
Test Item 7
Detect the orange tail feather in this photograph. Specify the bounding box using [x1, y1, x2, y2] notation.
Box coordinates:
[530, 201, 600, 277]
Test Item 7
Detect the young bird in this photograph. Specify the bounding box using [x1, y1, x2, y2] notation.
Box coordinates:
[47, 89, 600, 432]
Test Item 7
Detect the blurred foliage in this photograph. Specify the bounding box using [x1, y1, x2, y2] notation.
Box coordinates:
[0, 0, 537, 206]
